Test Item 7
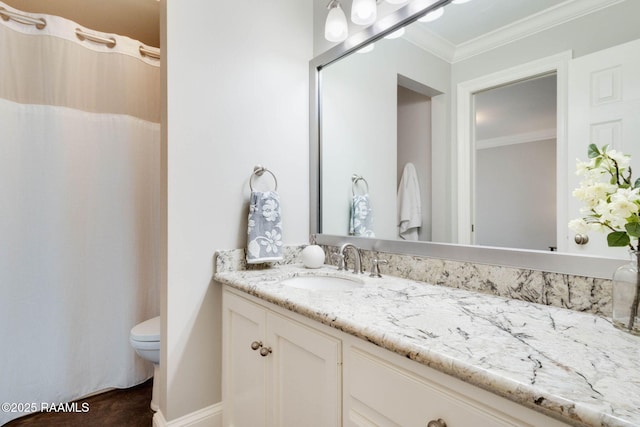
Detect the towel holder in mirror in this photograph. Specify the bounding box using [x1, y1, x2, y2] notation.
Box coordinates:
[351, 174, 369, 196]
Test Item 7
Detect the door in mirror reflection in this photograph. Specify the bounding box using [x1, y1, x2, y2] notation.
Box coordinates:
[473, 74, 557, 251]
[566, 38, 640, 258]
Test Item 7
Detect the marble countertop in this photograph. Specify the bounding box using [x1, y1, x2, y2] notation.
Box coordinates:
[214, 264, 640, 427]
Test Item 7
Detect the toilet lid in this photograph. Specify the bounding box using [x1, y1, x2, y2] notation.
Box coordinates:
[130, 316, 160, 342]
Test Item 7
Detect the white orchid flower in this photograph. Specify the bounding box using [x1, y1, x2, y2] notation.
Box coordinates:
[568, 218, 590, 234]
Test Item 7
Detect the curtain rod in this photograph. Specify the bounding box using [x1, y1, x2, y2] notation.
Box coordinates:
[0, 7, 46, 29]
[139, 46, 160, 60]
[75, 28, 116, 48]
[0, 7, 160, 60]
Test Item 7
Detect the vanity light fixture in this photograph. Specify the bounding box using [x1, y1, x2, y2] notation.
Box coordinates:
[351, 0, 377, 25]
[323, 0, 466, 42]
[418, 6, 444, 22]
[325, 0, 349, 42]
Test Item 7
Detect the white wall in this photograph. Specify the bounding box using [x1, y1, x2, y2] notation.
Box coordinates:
[321, 38, 449, 240]
[162, 0, 312, 421]
[321, 45, 397, 239]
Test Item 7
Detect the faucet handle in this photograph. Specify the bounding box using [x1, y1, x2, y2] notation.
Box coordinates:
[330, 252, 346, 271]
[369, 258, 388, 278]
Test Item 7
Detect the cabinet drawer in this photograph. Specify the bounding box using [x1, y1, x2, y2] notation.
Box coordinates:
[346, 345, 566, 427]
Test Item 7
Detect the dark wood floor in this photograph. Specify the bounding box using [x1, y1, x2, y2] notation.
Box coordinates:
[5, 379, 154, 427]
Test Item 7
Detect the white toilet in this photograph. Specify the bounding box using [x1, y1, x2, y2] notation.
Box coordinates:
[130, 316, 160, 411]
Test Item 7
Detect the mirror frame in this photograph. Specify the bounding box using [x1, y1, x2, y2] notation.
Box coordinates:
[309, 0, 625, 279]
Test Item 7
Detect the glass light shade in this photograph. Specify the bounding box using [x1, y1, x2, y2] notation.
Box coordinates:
[325, 3, 348, 42]
[351, 0, 377, 25]
[385, 0, 408, 4]
[452, 0, 472, 3]
[384, 27, 405, 39]
[418, 7, 444, 22]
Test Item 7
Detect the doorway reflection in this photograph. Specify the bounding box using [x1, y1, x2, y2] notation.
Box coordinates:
[473, 74, 557, 251]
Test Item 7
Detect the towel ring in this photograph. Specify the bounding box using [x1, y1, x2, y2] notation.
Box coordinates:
[351, 174, 369, 196]
[250, 165, 278, 192]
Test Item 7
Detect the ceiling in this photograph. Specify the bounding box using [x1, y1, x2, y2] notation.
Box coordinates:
[1, 0, 160, 46]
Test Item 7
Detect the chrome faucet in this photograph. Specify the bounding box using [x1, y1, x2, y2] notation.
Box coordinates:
[339, 243, 363, 274]
[369, 258, 388, 278]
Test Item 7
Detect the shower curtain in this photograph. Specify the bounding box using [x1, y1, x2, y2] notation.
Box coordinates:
[0, 3, 160, 424]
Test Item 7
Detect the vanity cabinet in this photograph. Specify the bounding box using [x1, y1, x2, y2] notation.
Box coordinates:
[222, 286, 569, 427]
[222, 289, 342, 427]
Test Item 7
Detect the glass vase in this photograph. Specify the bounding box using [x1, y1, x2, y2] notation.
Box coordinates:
[612, 250, 640, 335]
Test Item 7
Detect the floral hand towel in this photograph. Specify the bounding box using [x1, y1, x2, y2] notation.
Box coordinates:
[247, 190, 283, 264]
[349, 194, 375, 237]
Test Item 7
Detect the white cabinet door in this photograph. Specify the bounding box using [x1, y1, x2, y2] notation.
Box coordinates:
[223, 289, 342, 427]
[567, 39, 640, 257]
[267, 312, 341, 427]
[222, 291, 268, 427]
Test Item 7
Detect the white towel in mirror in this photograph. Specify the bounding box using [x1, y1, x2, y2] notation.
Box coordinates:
[397, 163, 421, 240]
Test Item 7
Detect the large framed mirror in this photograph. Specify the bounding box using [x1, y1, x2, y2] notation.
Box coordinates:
[310, 0, 640, 278]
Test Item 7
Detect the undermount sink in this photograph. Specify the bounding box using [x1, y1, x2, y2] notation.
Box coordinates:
[281, 275, 364, 291]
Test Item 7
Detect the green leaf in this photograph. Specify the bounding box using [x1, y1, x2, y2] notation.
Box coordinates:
[588, 144, 600, 158]
[626, 223, 640, 237]
[594, 157, 603, 168]
[634, 178, 640, 189]
[607, 231, 630, 247]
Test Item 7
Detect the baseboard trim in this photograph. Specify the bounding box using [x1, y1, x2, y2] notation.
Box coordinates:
[153, 402, 222, 427]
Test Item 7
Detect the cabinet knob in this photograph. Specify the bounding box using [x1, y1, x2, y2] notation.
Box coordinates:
[427, 419, 447, 427]
[259, 346, 272, 357]
[250, 341, 262, 351]
[574, 234, 589, 245]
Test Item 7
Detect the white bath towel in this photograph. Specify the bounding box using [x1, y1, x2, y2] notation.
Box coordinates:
[247, 190, 283, 263]
[397, 163, 421, 240]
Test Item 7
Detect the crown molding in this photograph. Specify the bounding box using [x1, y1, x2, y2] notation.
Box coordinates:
[403, 23, 456, 63]
[405, 0, 624, 64]
[476, 128, 556, 150]
[453, 0, 624, 62]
